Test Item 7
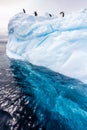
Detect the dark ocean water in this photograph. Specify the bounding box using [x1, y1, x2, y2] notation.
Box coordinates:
[0, 42, 39, 130]
[0, 42, 87, 130]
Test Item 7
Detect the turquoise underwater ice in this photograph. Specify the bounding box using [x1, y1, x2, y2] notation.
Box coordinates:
[10, 60, 87, 130]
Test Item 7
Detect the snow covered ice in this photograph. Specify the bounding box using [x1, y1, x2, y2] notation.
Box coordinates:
[6, 9, 87, 83]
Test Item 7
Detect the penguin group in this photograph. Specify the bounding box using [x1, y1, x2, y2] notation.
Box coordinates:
[22, 9, 65, 17]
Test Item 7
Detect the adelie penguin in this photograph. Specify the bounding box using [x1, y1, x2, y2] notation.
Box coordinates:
[60, 11, 65, 17]
[34, 11, 38, 16]
[49, 14, 52, 17]
[23, 9, 26, 13]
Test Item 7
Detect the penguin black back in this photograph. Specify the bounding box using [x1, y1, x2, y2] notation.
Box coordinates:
[60, 11, 64, 17]
[49, 14, 52, 17]
[23, 9, 26, 13]
[34, 11, 38, 16]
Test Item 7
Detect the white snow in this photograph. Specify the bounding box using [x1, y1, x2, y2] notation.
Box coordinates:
[6, 9, 87, 83]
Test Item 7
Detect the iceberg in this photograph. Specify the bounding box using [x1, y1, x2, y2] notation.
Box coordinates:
[5, 10, 87, 130]
[6, 9, 87, 83]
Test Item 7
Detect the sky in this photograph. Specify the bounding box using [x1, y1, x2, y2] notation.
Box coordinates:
[0, 0, 87, 35]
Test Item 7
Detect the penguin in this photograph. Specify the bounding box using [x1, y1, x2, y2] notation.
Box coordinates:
[59, 11, 64, 17]
[23, 9, 26, 13]
[49, 14, 52, 17]
[34, 11, 38, 16]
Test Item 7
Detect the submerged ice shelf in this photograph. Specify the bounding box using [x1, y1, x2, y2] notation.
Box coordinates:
[10, 59, 87, 130]
[6, 9, 87, 83]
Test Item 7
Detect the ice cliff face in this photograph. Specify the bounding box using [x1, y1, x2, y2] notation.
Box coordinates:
[6, 9, 87, 83]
